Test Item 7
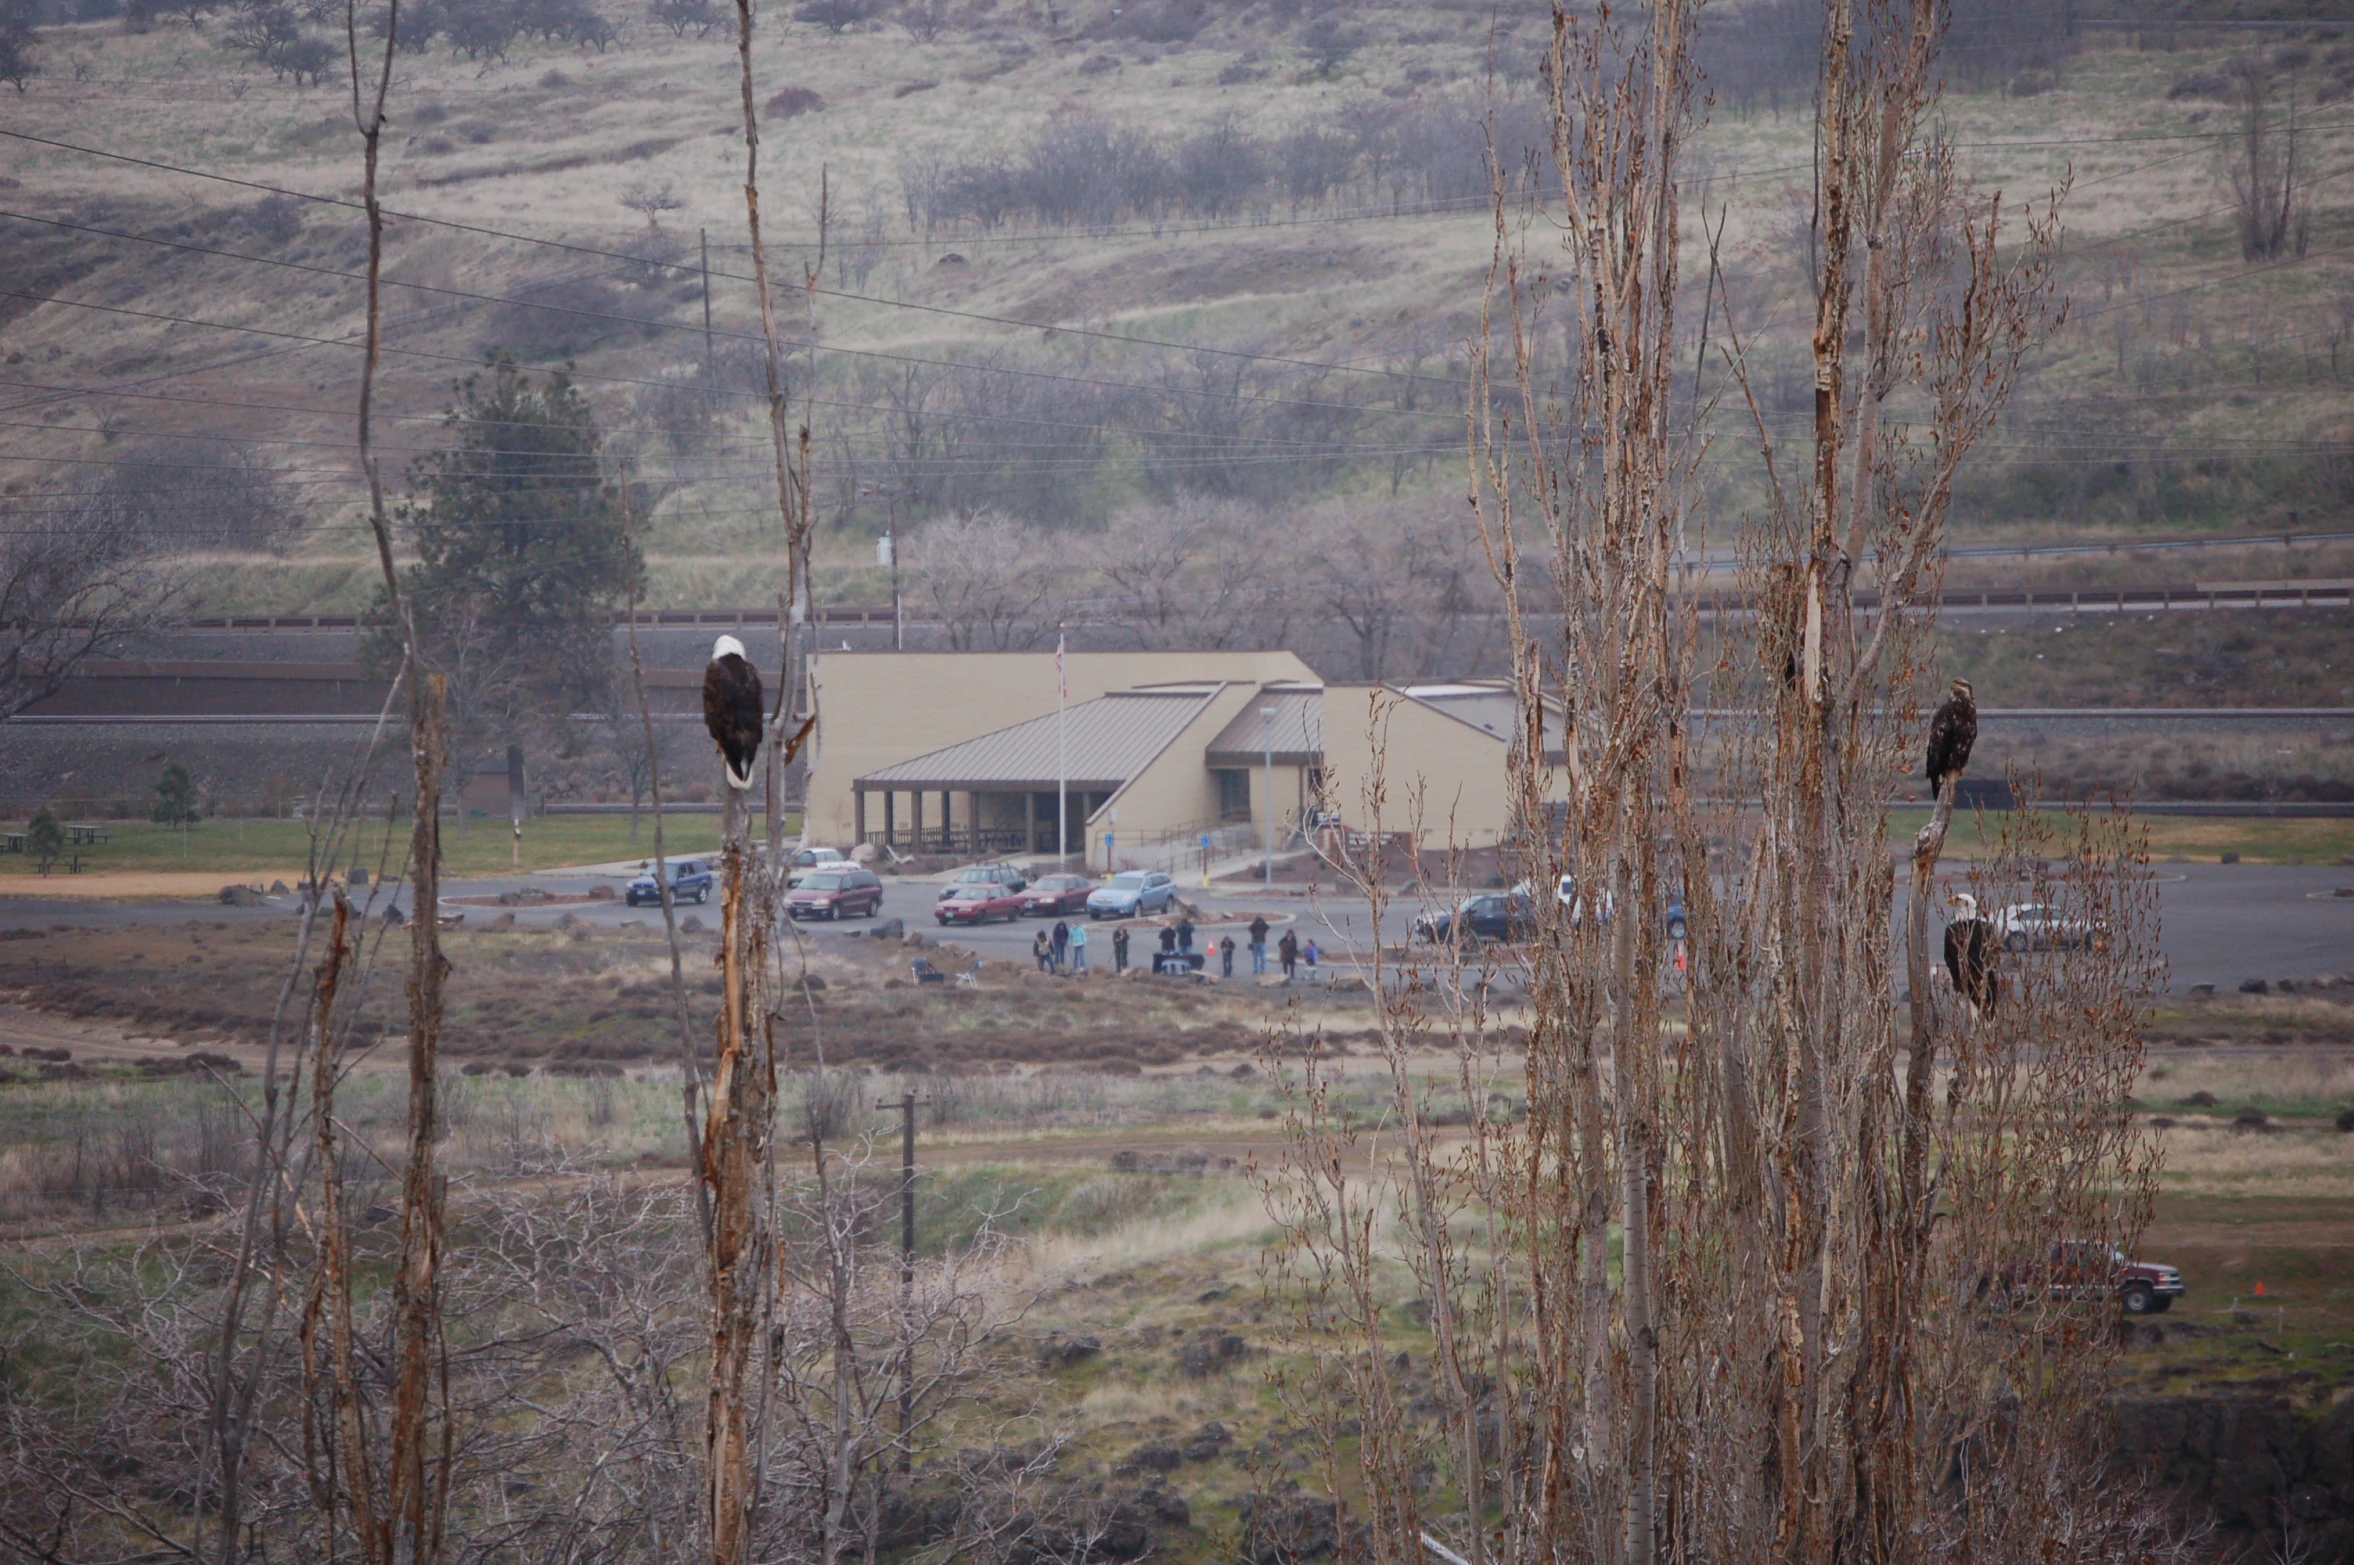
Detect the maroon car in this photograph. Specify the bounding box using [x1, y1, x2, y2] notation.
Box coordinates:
[786, 867, 885, 921]
[2010, 1241, 2186, 1315]
[1020, 875, 1095, 917]
[936, 881, 1024, 925]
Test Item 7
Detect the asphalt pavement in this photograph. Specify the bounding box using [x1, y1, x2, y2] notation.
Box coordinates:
[2, 862, 2346, 995]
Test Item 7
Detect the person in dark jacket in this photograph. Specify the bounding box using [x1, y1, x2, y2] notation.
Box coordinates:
[1051, 919, 1071, 973]
[1219, 935, 1236, 978]
[1032, 930, 1052, 972]
[1248, 914, 1270, 974]
[1175, 916, 1195, 953]
[1278, 929, 1299, 981]
[1112, 925, 1130, 973]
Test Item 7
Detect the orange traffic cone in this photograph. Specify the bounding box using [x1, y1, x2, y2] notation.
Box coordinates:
[2252, 1281, 2267, 1297]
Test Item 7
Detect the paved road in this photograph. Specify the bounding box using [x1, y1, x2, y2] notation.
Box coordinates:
[4, 863, 2347, 995]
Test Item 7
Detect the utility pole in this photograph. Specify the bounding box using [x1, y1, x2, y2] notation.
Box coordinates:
[1262, 703, 1277, 889]
[699, 227, 716, 387]
[876, 1088, 922, 1472]
[889, 492, 903, 652]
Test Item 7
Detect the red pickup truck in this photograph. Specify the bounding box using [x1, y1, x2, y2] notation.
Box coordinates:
[2014, 1241, 2186, 1316]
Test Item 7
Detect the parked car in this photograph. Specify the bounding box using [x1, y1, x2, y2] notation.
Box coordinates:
[625, 859, 712, 907]
[1415, 892, 1540, 946]
[785, 847, 846, 889]
[936, 864, 1028, 902]
[1086, 870, 1178, 920]
[1992, 902, 2105, 953]
[786, 867, 885, 921]
[936, 879, 1026, 925]
[1549, 876, 1686, 940]
[1021, 874, 1095, 916]
[2011, 1241, 2186, 1316]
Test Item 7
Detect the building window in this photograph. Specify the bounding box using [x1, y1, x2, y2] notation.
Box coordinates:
[1214, 768, 1252, 823]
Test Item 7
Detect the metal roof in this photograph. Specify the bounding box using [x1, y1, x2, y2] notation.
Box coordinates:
[854, 688, 1219, 792]
[1397, 684, 1567, 759]
[1204, 685, 1323, 767]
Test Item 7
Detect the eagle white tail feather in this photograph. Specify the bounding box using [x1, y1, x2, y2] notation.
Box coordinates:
[722, 761, 755, 791]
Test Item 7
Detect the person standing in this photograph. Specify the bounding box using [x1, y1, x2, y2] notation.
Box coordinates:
[1303, 938, 1319, 979]
[1112, 925, 1130, 974]
[1175, 915, 1195, 954]
[1219, 935, 1235, 978]
[1278, 929, 1299, 982]
[1051, 919, 1071, 973]
[1248, 914, 1270, 975]
[1032, 929, 1052, 972]
[1069, 920, 1089, 973]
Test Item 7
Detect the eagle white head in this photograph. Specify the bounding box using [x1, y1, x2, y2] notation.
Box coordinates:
[1951, 892, 1980, 919]
[712, 634, 747, 662]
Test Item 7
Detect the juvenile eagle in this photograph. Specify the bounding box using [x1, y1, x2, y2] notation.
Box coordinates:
[703, 635, 764, 791]
[1943, 892, 2000, 1014]
[1924, 677, 1978, 800]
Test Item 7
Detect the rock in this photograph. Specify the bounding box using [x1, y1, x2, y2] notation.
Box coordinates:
[1228, 1063, 1258, 1081]
[489, 913, 516, 930]
[1180, 1421, 1230, 1462]
[2240, 979, 2270, 994]
[348, 866, 368, 887]
[1239, 1495, 1337, 1565]
[2190, 983, 2216, 997]
[2186, 1090, 2218, 1106]
[876, 1490, 962, 1550]
[794, 974, 828, 992]
[269, 880, 289, 895]
[218, 884, 264, 907]
[587, 884, 615, 901]
[680, 915, 704, 934]
[2221, 851, 2240, 864]
[2278, 979, 2300, 994]
[2336, 1108, 2354, 1133]
[1178, 1331, 1246, 1378]
[554, 911, 581, 931]
[1129, 1443, 1182, 1473]
[868, 917, 905, 940]
[1037, 1334, 1101, 1369]
[850, 842, 878, 865]
[2233, 1108, 2271, 1131]
[1141, 1487, 1190, 1527]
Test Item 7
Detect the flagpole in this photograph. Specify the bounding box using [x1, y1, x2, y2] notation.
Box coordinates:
[1056, 631, 1068, 867]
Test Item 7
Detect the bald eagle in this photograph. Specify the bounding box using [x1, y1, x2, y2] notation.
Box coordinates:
[703, 635, 764, 791]
[1943, 892, 2000, 1014]
[1924, 678, 1977, 800]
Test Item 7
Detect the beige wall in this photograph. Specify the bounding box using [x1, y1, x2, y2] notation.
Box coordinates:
[803, 650, 1318, 847]
[1319, 685, 1527, 849]
[1085, 680, 1263, 870]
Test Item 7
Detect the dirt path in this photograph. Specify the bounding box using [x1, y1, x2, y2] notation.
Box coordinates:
[0, 873, 288, 899]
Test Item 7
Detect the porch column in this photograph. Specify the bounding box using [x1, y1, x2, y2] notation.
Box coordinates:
[884, 790, 897, 849]
[938, 791, 952, 853]
[854, 788, 867, 844]
[967, 791, 982, 855]
[913, 789, 925, 851]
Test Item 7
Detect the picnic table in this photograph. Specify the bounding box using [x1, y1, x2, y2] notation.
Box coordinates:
[0, 832, 23, 854]
[65, 823, 109, 846]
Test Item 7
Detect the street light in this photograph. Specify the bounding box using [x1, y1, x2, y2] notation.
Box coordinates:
[1261, 704, 1277, 890]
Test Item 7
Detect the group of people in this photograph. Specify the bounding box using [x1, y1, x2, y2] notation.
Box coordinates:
[1030, 919, 1090, 973]
[1029, 911, 1320, 982]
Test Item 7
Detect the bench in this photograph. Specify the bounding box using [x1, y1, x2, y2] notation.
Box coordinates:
[911, 958, 947, 985]
[65, 824, 110, 846]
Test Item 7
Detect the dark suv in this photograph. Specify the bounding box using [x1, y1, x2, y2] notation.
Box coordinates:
[1414, 892, 1539, 947]
[626, 859, 713, 907]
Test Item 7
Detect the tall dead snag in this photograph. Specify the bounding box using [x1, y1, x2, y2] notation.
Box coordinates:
[1268, 3, 2176, 1564]
[341, 2, 454, 1558]
[702, 776, 776, 1565]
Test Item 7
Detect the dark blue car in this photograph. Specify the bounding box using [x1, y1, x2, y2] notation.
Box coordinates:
[626, 858, 712, 907]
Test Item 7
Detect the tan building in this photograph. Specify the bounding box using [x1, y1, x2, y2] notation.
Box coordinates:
[803, 650, 1556, 869]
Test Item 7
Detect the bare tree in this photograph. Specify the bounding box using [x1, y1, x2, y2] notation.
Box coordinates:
[622, 179, 687, 229]
[907, 510, 1060, 650]
[0, 488, 189, 722]
[2219, 53, 2308, 262]
[1080, 498, 1292, 650]
[1267, 7, 2181, 1565]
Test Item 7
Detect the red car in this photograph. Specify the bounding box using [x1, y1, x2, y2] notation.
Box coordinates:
[1020, 875, 1095, 917]
[785, 867, 886, 921]
[2007, 1241, 2186, 1315]
[937, 881, 1024, 925]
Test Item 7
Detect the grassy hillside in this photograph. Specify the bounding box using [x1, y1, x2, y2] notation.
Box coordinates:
[2, 2, 2351, 619]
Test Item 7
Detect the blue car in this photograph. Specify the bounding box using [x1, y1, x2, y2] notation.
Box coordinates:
[1085, 870, 1178, 920]
[626, 858, 713, 907]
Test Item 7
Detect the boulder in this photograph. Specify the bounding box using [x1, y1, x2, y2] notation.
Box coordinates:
[218, 884, 265, 907]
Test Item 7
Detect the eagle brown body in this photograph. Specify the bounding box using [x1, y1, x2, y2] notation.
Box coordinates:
[1925, 677, 1978, 800]
[703, 635, 764, 791]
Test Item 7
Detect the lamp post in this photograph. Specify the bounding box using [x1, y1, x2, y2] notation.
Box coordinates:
[1261, 704, 1276, 890]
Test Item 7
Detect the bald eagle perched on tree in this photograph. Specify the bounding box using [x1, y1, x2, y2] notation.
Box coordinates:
[1943, 893, 2001, 1013]
[703, 635, 764, 791]
[1924, 677, 1978, 800]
